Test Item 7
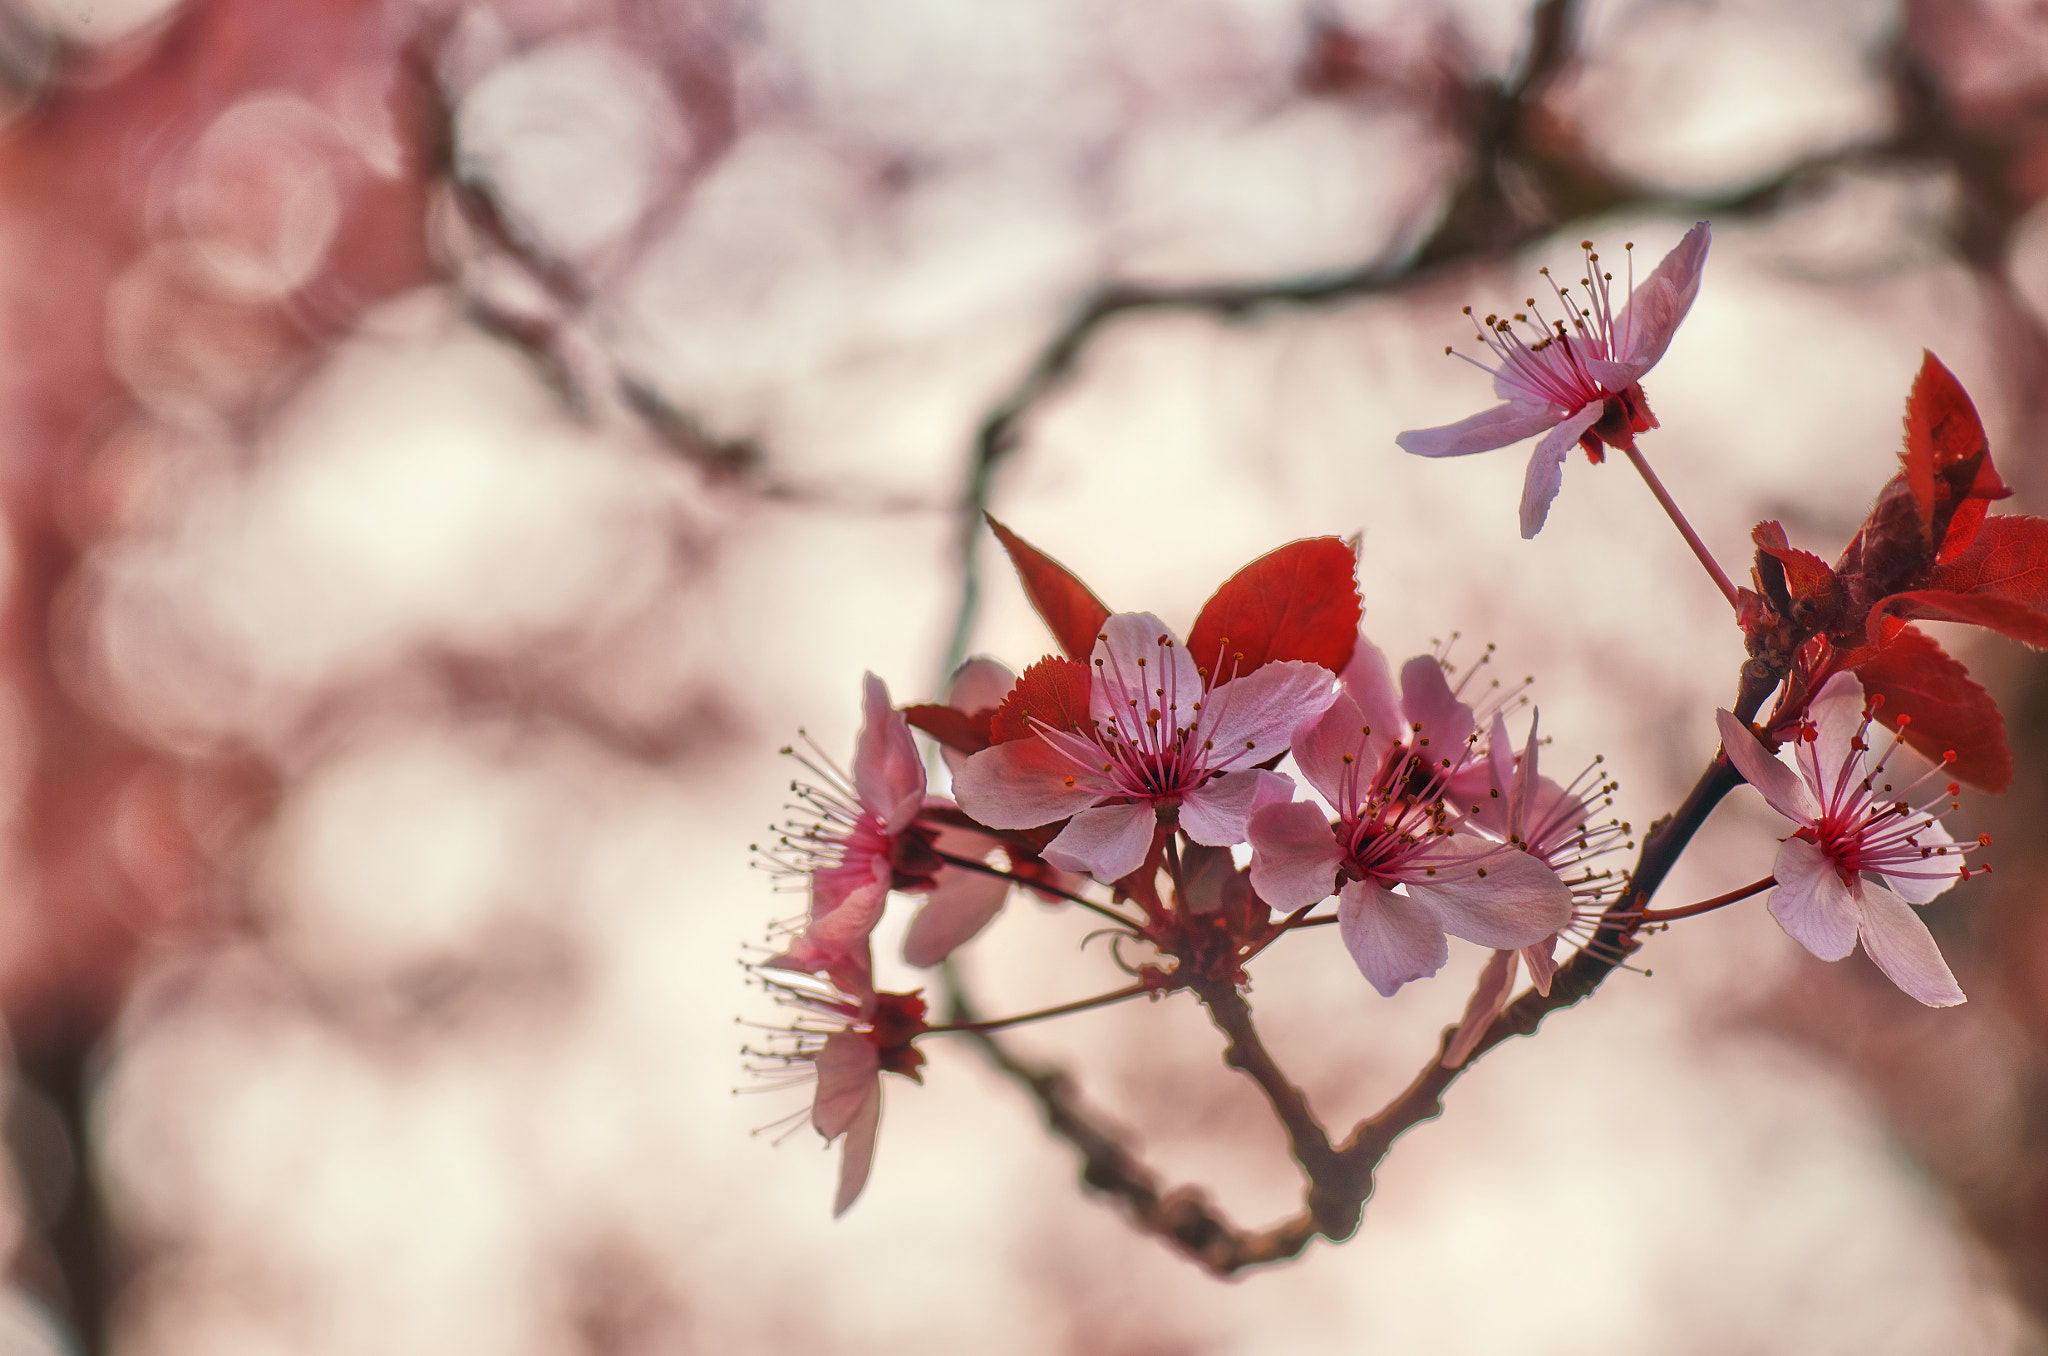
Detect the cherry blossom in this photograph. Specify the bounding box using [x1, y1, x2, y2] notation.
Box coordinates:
[1247, 639, 1571, 996]
[746, 971, 928, 1216]
[1398, 222, 1710, 538]
[761, 673, 955, 982]
[953, 612, 1334, 883]
[1716, 672, 1981, 1007]
[1444, 711, 1629, 1065]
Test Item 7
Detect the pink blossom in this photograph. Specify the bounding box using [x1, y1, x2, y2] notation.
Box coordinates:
[763, 673, 949, 979]
[1397, 222, 1710, 538]
[953, 612, 1335, 883]
[1443, 711, 1628, 1066]
[1715, 672, 1981, 1007]
[1247, 639, 1571, 996]
[747, 972, 928, 1216]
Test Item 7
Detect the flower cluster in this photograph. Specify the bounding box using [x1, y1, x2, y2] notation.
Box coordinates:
[742, 223, 2034, 1241]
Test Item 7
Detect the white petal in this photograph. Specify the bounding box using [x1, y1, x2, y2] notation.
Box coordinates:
[1396, 401, 1564, 458]
[1337, 880, 1450, 997]
[1519, 402, 1604, 538]
[1715, 708, 1820, 823]
[1769, 836, 1860, 961]
[1857, 883, 1966, 1007]
[1803, 671, 1867, 806]
[1044, 801, 1158, 883]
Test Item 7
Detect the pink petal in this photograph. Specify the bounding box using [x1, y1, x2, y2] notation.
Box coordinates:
[1400, 833, 1571, 949]
[1340, 635, 1405, 747]
[1091, 613, 1202, 735]
[1399, 655, 1475, 756]
[1804, 670, 1866, 799]
[805, 871, 891, 959]
[1337, 880, 1451, 997]
[1247, 800, 1344, 908]
[1443, 948, 1519, 1068]
[813, 1030, 881, 1140]
[952, 737, 1103, 829]
[1856, 882, 1966, 1007]
[832, 1070, 884, 1217]
[855, 673, 927, 833]
[1290, 690, 1370, 808]
[1519, 401, 1603, 539]
[902, 829, 1011, 967]
[1586, 357, 1648, 392]
[1044, 801, 1158, 883]
[947, 655, 1015, 712]
[1521, 935, 1558, 996]
[1715, 709, 1820, 823]
[1180, 768, 1293, 847]
[1396, 400, 1563, 459]
[1882, 814, 1961, 905]
[1768, 835, 1860, 961]
[1200, 660, 1338, 771]
[1614, 221, 1709, 372]
[1507, 710, 1540, 834]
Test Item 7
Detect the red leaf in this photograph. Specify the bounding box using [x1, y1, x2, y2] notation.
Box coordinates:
[1186, 538, 1361, 679]
[990, 657, 1093, 744]
[1927, 514, 2048, 615]
[1901, 352, 2005, 554]
[903, 704, 992, 756]
[1854, 625, 2010, 792]
[1876, 589, 2048, 649]
[986, 517, 1112, 662]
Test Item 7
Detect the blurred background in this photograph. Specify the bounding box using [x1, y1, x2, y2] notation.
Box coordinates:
[0, 0, 2046, 1350]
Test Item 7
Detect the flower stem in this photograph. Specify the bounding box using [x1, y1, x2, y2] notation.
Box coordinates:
[934, 849, 1142, 929]
[928, 983, 1152, 1035]
[1622, 443, 1738, 609]
[1631, 874, 1774, 924]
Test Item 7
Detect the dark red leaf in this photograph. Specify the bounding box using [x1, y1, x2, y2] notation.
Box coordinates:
[1876, 589, 2048, 649]
[903, 704, 992, 756]
[990, 657, 1093, 744]
[1186, 537, 1361, 680]
[1752, 520, 1841, 630]
[986, 516, 1112, 662]
[1854, 625, 2010, 792]
[1926, 514, 2048, 615]
[1902, 352, 2003, 547]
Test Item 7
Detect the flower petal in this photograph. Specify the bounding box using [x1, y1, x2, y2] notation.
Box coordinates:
[1883, 813, 1962, 905]
[952, 737, 1103, 829]
[1340, 635, 1406, 748]
[1856, 882, 1966, 1007]
[805, 871, 891, 960]
[1715, 709, 1821, 824]
[1614, 221, 1709, 372]
[1519, 402, 1604, 538]
[942, 656, 1017, 776]
[813, 1030, 881, 1140]
[855, 673, 927, 832]
[1044, 801, 1158, 883]
[832, 1070, 884, 1217]
[1401, 833, 1571, 949]
[1443, 948, 1519, 1068]
[1397, 400, 1564, 459]
[1180, 768, 1293, 847]
[1289, 691, 1369, 809]
[1091, 613, 1202, 735]
[1769, 835, 1860, 961]
[1337, 880, 1450, 997]
[1803, 670, 1866, 803]
[1399, 654, 1475, 755]
[1521, 935, 1558, 996]
[902, 828, 1011, 967]
[1199, 660, 1338, 771]
[1247, 799, 1344, 908]
[1586, 357, 1649, 392]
